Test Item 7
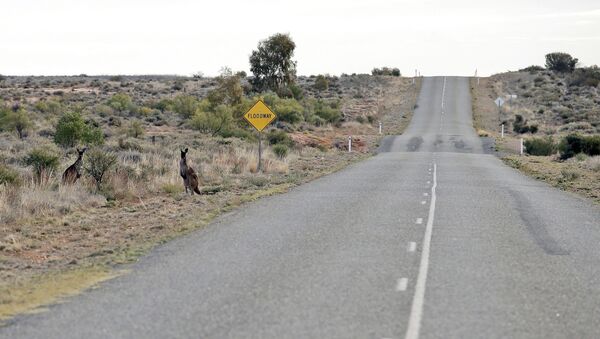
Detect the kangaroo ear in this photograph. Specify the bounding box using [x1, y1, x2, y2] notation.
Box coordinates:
[184, 148, 188, 153]
[76, 148, 81, 153]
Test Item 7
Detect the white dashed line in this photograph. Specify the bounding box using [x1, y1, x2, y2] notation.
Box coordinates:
[396, 278, 408, 292]
[415, 218, 423, 224]
[405, 163, 438, 339]
[408, 242, 417, 252]
[427, 181, 431, 184]
[421, 201, 426, 205]
[423, 193, 428, 197]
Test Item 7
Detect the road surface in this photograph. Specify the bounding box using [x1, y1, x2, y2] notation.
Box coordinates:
[2, 77, 600, 339]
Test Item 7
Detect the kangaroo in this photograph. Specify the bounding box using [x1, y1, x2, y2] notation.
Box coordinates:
[180, 148, 201, 195]
[62, 147, 87, 184]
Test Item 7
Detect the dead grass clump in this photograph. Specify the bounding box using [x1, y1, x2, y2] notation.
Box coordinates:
[583, 156, 600, 172]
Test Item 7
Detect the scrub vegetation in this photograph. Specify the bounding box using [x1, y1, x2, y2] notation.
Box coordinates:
[0, 33, 420, 319]
[471, 52, 600, 202]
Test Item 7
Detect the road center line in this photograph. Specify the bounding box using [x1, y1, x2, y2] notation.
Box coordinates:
[421, 200, 426, 205]
[396, 278, 408, 292]
[408, 242, 417, 252]
[405, 162, 438, 339]
[415, 218, 423, 224]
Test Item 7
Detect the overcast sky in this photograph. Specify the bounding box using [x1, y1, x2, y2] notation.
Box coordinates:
[1, 0, 599, 76]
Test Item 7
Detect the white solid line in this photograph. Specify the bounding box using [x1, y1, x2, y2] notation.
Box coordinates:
[405, 162, 438, 339]
[408, 242, 417, 252]
[397, 278, 408, 291]
[415, 218, 423, 224]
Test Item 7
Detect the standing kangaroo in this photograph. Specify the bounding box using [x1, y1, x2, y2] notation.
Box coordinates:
[180, 148, 201, 195]
[62, 147, 87, 184]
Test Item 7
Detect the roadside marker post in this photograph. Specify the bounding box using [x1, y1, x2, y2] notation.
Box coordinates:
[243, 100, 277, 172]
[520, 138, 524, 156]
[348, 136, 352, 153]
[501, 124, 504, 138]
[379, 121, 382, 135]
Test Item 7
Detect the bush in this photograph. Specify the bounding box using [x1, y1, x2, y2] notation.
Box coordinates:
[273, 98, 303, 124]
[0, 108, 31, 139]
[312, 99, 341, 123]
[107, 93, 133, 113]
[127, 120, 144, 138]
[519, 65, 545, 73]
[545, 52, 578, 73]
[569, 66, 600, 87]
[24, 147, 59, 183]
[314, 75, 329, 91]
[190, 105, 233, 136]
[0, 164, 20, 186]
[272, 144, 289, 159]
[372, 67, 401, 76]
[524, 137, 556, 156]
[172, 95, 198, 118]
[513, 114, 534, 134]
[54, 111, 104, 148]
[267, 130, 293, 147]
[84, 148, 117, 190]
[559, 134, 600, 159]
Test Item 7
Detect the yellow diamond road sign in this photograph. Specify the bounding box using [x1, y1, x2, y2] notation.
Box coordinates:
[244, 100, 277, 132]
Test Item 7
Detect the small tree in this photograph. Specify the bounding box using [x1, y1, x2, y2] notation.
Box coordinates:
[107, 93, 133, 113]
[127, 120, 144, 138]
[1, 108, 31, 139]
[172, 95, 198, 118]
[190, 105, 233, 136]
[54, 111, 104, 148]
[24, 147, 59, 184]
[545, 52, 578, 73]
[249, 33, 297, 93]
[207, 67, 243, 107]
[85, 148, 117, 190]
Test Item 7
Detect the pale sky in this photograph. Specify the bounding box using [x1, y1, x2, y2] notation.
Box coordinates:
[1, 0, 599, 77]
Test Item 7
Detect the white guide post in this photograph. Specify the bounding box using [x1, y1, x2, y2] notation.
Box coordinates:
[348, 136, 352, 153]
[520, 138, 524, 156]
[501, 124, 504, 138]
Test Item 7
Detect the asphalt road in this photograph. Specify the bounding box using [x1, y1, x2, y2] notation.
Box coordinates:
[3, 77, 600, 339]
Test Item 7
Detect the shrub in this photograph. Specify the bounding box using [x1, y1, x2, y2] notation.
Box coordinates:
[273, 98, 303, 124]
[524, 137, 556, 156]
[190, 105, 233, 136]
[84, 148, 117, 190]
[311, 99, 341, 123]
[272, 144, 289, 159]
[569, 66, 600, 87]
[545, 52, 578, 73]
[372, 67, 401, 76]
[513, 114, 530, 134]
[107, 93, 133, 113]
[54, 111, 104, 148]
[1, 108, 31, 139]
[558, 134, 600, 159]
[127, 120, 145, 138]
[24, 147, 59, 183]
[0, 164, 20, 186]
[314, 75, 329, 91]
[172, 95, 198, 118]
[519, 65, 545, 73]
[267, 130, 293, 147]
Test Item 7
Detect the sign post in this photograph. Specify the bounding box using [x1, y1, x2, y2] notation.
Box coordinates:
[243, 100, 277, 172]
[494, 97, 505, 117]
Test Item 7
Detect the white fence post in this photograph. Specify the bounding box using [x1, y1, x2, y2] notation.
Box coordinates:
[348, 136, 352, 153]
[520, 138, 524, 156]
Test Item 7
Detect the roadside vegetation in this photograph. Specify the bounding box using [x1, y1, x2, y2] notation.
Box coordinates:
[0, 33, 419, 319]
[471, 52, 600, 202]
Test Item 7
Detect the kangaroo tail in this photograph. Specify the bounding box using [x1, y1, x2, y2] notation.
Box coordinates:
[193, 186, 201, 195]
